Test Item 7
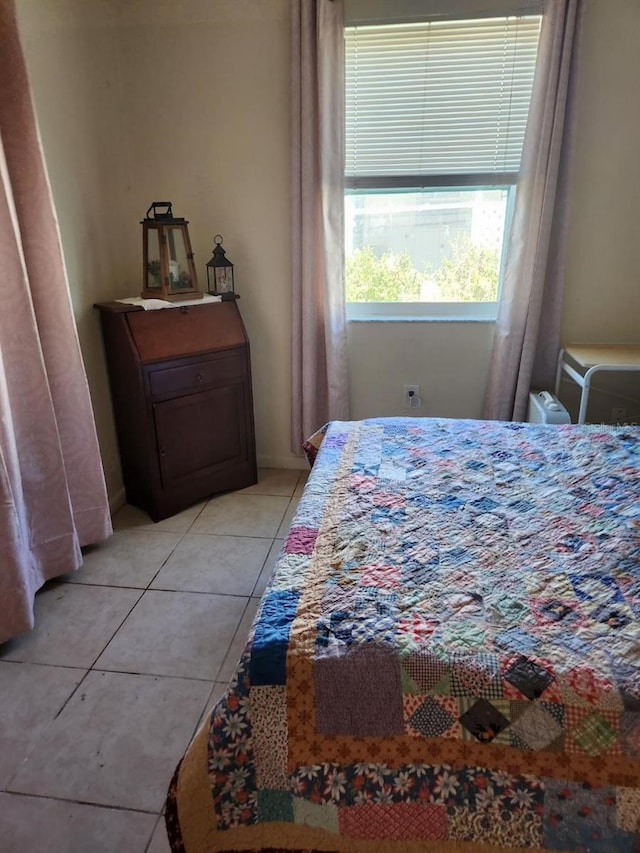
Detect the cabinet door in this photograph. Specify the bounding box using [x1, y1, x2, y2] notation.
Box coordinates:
[154, 384, 250, 490]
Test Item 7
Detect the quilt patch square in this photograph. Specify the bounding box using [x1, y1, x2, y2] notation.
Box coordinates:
[284, 525, 318, 555]
[510, 702, 563, 751]
[459, 698, 510, 744]
[249, 589, 300, 686]
[250, 685, 288, 789]
[292, 797, 339, 833]
[322, 582, 356, 614]
[591, 602, 632, 630]
[544, 778, 625, 851]
[257, 789, 294, 823]
[401, 651, 450, 693]
[339, 802, 447, 841]
[533, 598, 582, 626]
[543, 816, 630, 852]
[494, 627, 539, 655]
[451, 652, 501, 700]
[409, 696, 456, 738]
[562, 664, 612, 707]
[504, 655, 555, 700]
[360, 564, 402, 589]
[448, 804, 543, 849]
[314, 643, 404, 736]
[397, 615, 439, 650]
[569, 711, 619, 756]
[616, 787, 640, 832]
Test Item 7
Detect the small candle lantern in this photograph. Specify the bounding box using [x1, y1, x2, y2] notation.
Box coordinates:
[141, 202, 202, 301]
[206, 235, 235, 299]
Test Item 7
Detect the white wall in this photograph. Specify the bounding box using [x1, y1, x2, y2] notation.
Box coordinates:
[15, 0, 640, 505]
[559, 0, 640, 421]
[348, 321, 495, 420]
[113, 0, 294, 468]
[562, 0, 640, 343]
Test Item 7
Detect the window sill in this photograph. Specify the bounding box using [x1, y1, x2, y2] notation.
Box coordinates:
[346, 302, 499, 323]
[347, 315, 497, 323]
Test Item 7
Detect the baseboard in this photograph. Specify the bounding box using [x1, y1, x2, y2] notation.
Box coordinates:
[257, 454, 308, 471]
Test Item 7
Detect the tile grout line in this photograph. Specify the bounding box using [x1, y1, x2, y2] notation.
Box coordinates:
[49, 560, 156, 720]
[55, 495, 206, 696]
[210, 596, 253, 685]
[89, 483, 286, 683]
[140, 525, 190, 593]
[72, 666, 225, 684]
[0, 788, 161, 817]
[249, 534, 280, 599]
[144, 814, 166, 853]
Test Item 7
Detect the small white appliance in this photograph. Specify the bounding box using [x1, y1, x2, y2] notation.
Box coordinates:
[527, 390, 571, 425]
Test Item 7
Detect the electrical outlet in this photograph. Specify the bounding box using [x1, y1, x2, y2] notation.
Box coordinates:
[403, 384, 421, 408]
[611, 407, 627, 422]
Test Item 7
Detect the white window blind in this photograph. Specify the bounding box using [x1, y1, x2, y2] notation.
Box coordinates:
[345, 15, 542, 183]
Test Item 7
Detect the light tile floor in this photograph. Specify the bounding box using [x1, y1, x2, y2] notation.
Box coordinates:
[0, 468, 306, 853]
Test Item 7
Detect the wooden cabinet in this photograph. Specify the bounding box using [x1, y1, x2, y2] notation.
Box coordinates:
[95, 299, 257, 521]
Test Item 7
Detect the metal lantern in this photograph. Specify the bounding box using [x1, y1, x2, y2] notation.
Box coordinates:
[141, 201, 202, 301]
[206, 235, 235, 299]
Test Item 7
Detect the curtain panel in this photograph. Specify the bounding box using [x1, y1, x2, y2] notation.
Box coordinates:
[483, 0, 584, 422]
[0, 1, 112, 644]
[290, 0, 350, 453]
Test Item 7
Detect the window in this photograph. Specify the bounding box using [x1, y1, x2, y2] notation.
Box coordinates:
[344, 10, 542, 319]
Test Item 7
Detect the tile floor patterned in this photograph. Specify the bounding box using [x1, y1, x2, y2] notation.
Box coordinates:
[0, 468, 306, 853]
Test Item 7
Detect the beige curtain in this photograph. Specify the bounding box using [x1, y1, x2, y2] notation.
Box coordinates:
[290, 0, 350, 453]
[0, 1, 112, 644]
[483, 0, 584, 422]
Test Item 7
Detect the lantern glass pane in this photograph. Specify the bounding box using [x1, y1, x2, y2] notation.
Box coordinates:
[146, 228, 162, 290]
[214, 266, 234, 293]
[167, 226, 193, 292]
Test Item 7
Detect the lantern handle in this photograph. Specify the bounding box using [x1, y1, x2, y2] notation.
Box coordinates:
[213, 234, 224, 246]
[146, 201, 174, 220]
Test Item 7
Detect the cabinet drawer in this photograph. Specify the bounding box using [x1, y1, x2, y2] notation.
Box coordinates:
[148, 354, 244, 398]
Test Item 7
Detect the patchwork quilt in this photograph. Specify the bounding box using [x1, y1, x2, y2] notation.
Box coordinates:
[166, 418, 640, 852]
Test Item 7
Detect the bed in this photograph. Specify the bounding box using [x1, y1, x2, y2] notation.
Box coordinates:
[166, 417, 640, 852]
